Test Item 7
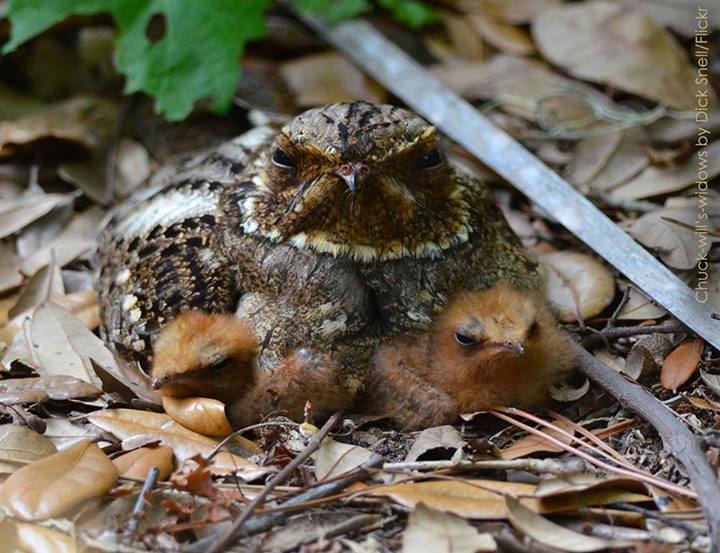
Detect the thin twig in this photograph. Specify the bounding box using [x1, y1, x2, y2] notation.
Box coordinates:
[207, 421, 300, 461]
[187, 454, 384, 553]
[206, 412, 342, 553]
[382, 457, 586, 475]
[123, 466, 160, 543]
[582, 320, 688, 348]
[574, 343, 720, 551]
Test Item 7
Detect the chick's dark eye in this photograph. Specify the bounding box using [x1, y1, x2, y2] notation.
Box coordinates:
[454, 332, 477, 347]
[420, 148, 442, 169]
[272, 148, 296, 169]
[528, 321, 540, 338]
[206, 357, 231, 373]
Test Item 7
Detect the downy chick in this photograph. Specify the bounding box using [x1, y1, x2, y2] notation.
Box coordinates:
[150, 311, 351, 427]
[366, 284, 577, 429]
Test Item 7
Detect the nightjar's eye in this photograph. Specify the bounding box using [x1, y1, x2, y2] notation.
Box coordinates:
[206, 357, 231, 373]
[454, 332, 478, 347]
[272, 148, 296, 169]
[528, 321, 540, 339]
[420, 148, 442, 169]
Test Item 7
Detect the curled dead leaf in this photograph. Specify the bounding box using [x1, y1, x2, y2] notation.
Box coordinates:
[402, 503, 497, 553]
[312, 437, 374, 481]
[0, 375, 102, 405]
[113, 446, 174, 480]
[2, 441, 118, 521]
[540, 251, 615, 323]
[162, 396, 233, 437]
[0, 424, 56, 474]
[660, 339, 703, 392]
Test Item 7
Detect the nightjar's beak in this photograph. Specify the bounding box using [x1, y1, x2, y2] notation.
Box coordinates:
[488, 342, 525, 357]
[336, 162, 369, 195]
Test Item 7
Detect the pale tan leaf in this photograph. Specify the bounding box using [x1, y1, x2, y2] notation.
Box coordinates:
[43, 418, 104, 451]
[0, 193, 76, 239]
[588, 131, 648, 193]
[660, 339, 704, 392]
[26, 303, 111, 386]
[8, 261, 64, 320]
[548, 376, 589, 402]
[0, 375, 102, 405]
[368, 479, 539, 519]
[405, 425, 465, 463]
[2, 442, 118, 521]
[505, 496, 616, 551]
[566, 131, 622, 189]
[467, 13, 535, 56]
[0, 424, 56, 473]
[617, 0, 720, 38]
[280, 52, 386, 107]
[0, 242, 23, 294]
[459, 0, 562, 24]
[534, 474, 648, 498]
[402, 503, 497, 553]
[162, 396, 233, 437]
[115, 138, 151, 197]
[611, 141, 720, 201]
[616, 283, 667, 321]
[86, 408, 267, 479]
[112, 446, 174, 480]
[21, 207, 105, 276]
[313, 437, 373, 480]
[16, 522, 76, 553]
[540, 251, 615, 322]
[532, 1, 712, 110]
[499, 417, 575, 460]
[686, 395, 720, 411]
[440, 12, 484, 61]
[700, 369, 720, 398]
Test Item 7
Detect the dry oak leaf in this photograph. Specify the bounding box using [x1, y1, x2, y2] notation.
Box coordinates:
[112, 446, 174, 480]
[86, 408, 267, 479]
[532, 1, 712, 110]
[0, 424, 56, 474]
[402, 503, 497, 553]
[367, 479, 540, 519]
[0, 192, 76, 240]
[660, 339, 704, 392]
[540, 251, 615, 323]
[162, 396, 233, 437]
[459, 0, 562, 24]
[312, 437, 374, 481]
[499, 417, 575, 460]
[505, 496, 617, 552]
[2, 441, 118, 521]
[467, 13, 536, 56]
[0, 375, 102, 405]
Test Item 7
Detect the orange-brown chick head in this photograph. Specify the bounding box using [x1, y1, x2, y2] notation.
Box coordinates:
[150, 311, 259, 403]
[432, 284, 554, 373]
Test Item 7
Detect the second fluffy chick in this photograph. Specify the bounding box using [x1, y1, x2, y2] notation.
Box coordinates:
[365, 283, 577, 429]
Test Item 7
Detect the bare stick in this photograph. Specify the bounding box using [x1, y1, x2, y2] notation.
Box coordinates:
[574, 343, 720, 551]
[188, 454, 384, 553]
[207, 412, 342, 553]
[582, 320, 688, 348]
[382, 458, 586, 475]
[123, 466, 160, 543]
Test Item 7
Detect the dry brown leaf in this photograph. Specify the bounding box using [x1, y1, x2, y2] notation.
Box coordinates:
[505, 496, 616, 551]
[21, 207, 105, 276]
[15, 522, 76, 553]
[21, 303, 110, 387]
[405, 425, 465, 463]
[459, 0, 562, 24]
[0, 290, 99, 345]
[566, 131, 622, 189]
[660, 339, 704, 392]
[540, 251, 616, 323]
[280, 52, 386, 107]
[0, 96, 118, 158]
[616, 283, 667, 321]
[368, 479, 539, 519]
[0, 424, 56, 473]
[8, 261, 64, 320]
[112, 446, 174, 480]
[402, 503, 497, 553]
[440, 12, 485, 61]
[611, 141, 720, 201]
[0, 242, 23, 294]
[313, 437, 374, 481]
[532, 1, 712, 110]
[700, 369, 720, 399]
[0, 375, 102, 405]
[43, 418, 104, 451]
[588, 131, 648, 193]
[162, 396, 233, 437]
[2, 441, 118, 521]
[467, 13, 535, 56]
[534, 474, 648, 498]
[626, 209, 717, 270]
[86, 408, 267, 479]
[499, 417, 575, 460]
[686, 395, 720, 411]
[0, 192, 76, 240]
[617, 0, 720, 37]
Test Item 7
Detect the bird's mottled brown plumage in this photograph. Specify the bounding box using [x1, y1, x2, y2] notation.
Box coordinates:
[96, 102, 540, 404]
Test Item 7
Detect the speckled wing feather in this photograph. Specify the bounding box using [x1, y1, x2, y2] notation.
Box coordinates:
[96, 127, 275, 371]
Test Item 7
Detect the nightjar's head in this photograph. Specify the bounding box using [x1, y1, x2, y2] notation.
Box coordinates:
[241, 102, 473, 261]
[150, 311, 259, 401]
[433, 284, 553, 370]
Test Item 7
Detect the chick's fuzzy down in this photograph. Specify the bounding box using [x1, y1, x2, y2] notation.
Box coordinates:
[366, 284, 577, 429]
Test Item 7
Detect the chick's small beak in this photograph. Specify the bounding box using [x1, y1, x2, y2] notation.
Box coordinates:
[488, 342, 525, 357]
[336, 162, 369, 195]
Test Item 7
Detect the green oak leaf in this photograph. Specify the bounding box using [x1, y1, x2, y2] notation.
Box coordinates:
[4, 0, 270, 121]
[376, 0, 439, 29]
[293, 0, 370, 23]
